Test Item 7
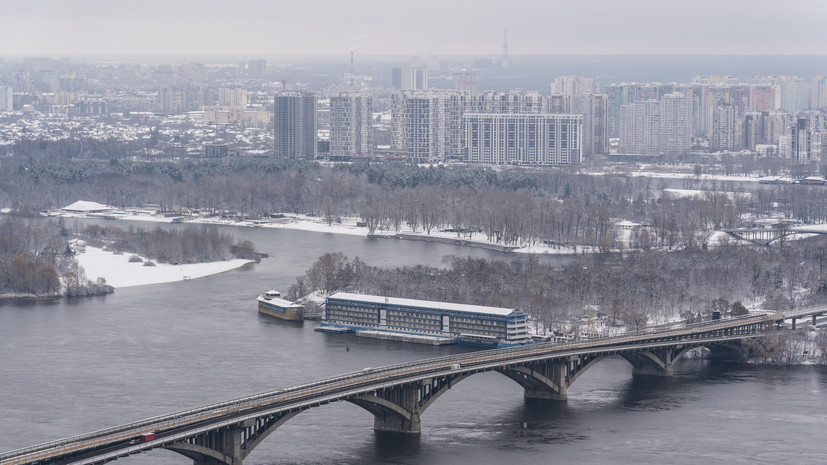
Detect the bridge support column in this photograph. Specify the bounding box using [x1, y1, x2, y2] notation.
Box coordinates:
[199, 427, 242, 465]
[166, 412, 301, 465]
[523, 361, 568, 401]
[626, 348, 679, 377]
[168, 425, 245, 465]
[350, 374, 469, 434]
[792, 318, 797, 330]
[369, 384, 422, 434]
[814, 315, 818, 326]
[374, 409, 421, 434]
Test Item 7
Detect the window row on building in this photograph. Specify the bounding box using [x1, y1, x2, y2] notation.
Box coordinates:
[464, 113, 582, 166]
[323, 292, 531, 346]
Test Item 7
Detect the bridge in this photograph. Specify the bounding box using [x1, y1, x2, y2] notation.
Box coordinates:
[720, 224, 827, 246]
[1, 307, 824, 465]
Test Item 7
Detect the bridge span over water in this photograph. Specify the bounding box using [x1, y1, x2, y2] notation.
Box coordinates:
[2, 307, 825, 465]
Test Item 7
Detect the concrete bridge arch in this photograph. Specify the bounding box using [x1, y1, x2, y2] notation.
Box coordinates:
[347, 372, 473, 434]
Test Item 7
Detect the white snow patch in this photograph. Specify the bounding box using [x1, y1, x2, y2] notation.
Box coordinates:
[75, 246, 252, 288]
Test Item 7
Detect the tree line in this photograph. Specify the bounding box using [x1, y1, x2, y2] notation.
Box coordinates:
[0, 215, 259, 298]
[6, 154, 827, 252]
[0, 215, 111, 297]
[80, 223, 258, 264]
[290, 238, 827, 335]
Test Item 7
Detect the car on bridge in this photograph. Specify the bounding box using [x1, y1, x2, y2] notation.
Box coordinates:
[128, 432, 156, 445]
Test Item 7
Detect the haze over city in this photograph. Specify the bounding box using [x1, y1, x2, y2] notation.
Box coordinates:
[2, 0, 826, 57]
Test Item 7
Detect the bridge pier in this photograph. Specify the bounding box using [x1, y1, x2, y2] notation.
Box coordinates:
[350, 374, 467, 435]
[497, 357, 600, 402]
[792, 318, 797, 330]
[625, 347, 683, 377]
[166, 411, 300, 465]
[168, 426, 245, 465]
[367, 383, 423, 434]
[521, 361, 568, 401]
[373, 408, 422, 434]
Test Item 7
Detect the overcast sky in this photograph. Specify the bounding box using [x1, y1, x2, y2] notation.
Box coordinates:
[2, 0, 826, 58]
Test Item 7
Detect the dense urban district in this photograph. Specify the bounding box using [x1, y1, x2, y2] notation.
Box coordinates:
[2, 55, 827, 363]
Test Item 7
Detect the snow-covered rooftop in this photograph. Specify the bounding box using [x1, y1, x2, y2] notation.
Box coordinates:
[257, 293, 303, 309]
[62, 200, 112, 212]
[328, 292, 519, 317]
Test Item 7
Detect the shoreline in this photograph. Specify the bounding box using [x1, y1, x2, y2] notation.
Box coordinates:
[0, 293, 61, 301]
[53, 210, 589, 255]
[369, 233, 521, 252]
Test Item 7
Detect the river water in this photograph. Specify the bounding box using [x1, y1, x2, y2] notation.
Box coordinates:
[1, 222, 826, 464]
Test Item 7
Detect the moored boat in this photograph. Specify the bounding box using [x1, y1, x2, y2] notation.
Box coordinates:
[257, 290, 304, 321]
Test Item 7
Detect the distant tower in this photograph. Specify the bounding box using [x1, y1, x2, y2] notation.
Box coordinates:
[248, 59, 266, 79]
[501, 30, 511, 68]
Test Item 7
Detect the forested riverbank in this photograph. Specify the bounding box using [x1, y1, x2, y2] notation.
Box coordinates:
[289, 236, 827, 365]
[5, 156, 827, 252]
[0, 214, 258, 297]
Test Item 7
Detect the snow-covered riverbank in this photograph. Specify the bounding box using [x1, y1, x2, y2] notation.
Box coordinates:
[103, 211, 588, 255]
[75, 245, 253, 288]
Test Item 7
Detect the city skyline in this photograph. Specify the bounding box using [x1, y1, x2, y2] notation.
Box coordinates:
[2, 0, 827, 58]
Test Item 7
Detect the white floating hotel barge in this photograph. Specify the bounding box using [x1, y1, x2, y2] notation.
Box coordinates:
[320, 292, 531, 347]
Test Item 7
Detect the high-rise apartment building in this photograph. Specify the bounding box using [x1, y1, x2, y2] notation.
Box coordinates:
[619, 93, 692, 155]
[330, 93, 373, 158]
[570, 94, 608, 156]
[544, 93, 608, 156]
[550, 75, 595, 96]
[766, 111, 791, 147]
[778, 135, 792, 158]
[702, 86, 728, 137]
[468, 91, 543, 114]
[391, 90, 456, 163]
[274, 92, 317, 159]
[218, 88, 247, 110]
[812, 76, 827, 109]
[778, 77, 811, 112]
[605, 84, 636, 138]
[742, 112, 768, 151]
[749, 85, 776, 112]
[393, 67, 427, 90]
[604, 83, 671, 138]
[464, 113, 582, 166]
[390, 89, 592, 163]
[248, 59, 266, 79]
[710, 103, 739, 151]
[0, 86, 12, 112]
[790, 116, 811, 161]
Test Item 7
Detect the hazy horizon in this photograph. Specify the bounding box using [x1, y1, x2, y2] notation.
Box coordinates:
[2, 0, 826, 57]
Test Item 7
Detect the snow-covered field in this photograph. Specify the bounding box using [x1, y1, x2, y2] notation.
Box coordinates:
[75, 245, 252, 288]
